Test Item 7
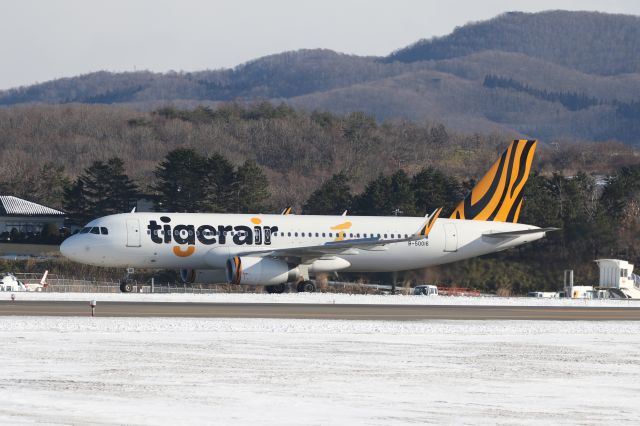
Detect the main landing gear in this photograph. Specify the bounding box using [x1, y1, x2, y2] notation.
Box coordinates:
[297, 280, 316, 293]
[265, 284, 286, 294]
[264, 281, 317, 293]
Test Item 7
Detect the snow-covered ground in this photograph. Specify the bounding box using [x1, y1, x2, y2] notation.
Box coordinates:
[3, 291, 640, 306]
[1, 318, 639, 425]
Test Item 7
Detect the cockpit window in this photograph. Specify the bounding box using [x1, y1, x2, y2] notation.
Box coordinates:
[100, 227, 108, 235]
[90, 227, 100, 234]
[80, 227, 91, 234]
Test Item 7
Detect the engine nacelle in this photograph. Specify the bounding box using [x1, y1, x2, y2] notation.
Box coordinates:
[180, 269, 227, 284]
[225, 256, 300, 286]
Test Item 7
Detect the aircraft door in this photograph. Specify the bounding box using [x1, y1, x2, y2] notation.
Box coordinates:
[443, 223, 458, 252]
[126, 219, 141, 247]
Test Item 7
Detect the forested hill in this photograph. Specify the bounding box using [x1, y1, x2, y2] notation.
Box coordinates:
[386, 11, 640, 75]
[2, 11, 640, 144]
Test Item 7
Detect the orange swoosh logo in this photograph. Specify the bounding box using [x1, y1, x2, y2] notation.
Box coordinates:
[173, 246, 195, 257]
[330, 221, 352, 230]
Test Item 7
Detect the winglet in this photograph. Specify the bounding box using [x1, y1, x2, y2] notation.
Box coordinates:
[281, 207, 293, 215]
[417, 207, 442, 237]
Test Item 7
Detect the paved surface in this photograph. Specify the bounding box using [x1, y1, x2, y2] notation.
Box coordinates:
[2, 301, 640, 320]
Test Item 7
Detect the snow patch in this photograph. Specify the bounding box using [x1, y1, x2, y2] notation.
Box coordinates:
[1, 318, 640, 425]
[3, 291, 640, 306]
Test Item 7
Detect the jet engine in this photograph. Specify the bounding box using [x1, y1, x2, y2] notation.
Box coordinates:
[179, 269, 227, 284]
[225, 256, 300, 285]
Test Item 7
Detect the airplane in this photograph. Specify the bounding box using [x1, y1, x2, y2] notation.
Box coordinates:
[60, 139, 555, 293]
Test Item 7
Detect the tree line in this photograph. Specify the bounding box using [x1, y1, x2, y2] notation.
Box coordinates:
[303, 166, 640, 295]
[63, 149, 271, 224]
[6, 143, 640, 295]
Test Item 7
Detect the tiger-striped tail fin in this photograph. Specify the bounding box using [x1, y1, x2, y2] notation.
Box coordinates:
[450, 139, 536, 223]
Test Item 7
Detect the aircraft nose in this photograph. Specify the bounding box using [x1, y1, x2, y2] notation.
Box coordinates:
[60, 236, 81, 261]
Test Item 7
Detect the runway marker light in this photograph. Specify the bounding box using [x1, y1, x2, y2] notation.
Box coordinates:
[90, 300, 97, 317]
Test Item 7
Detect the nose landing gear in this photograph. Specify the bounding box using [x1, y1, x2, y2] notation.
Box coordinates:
[119, 268, 135, 293]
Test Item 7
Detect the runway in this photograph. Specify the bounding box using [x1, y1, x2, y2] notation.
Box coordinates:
[2, 301, 640, 320]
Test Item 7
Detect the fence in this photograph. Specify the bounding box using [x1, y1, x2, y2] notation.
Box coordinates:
[13, 272, 124, 293]
[11, 273, 256, 294]
[10, 273, 401, 294]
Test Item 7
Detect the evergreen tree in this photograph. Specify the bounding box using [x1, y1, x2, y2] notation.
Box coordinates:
[153, 148, 211, 212]
[206, 153, 236, 212]
[389, 170, 417, 216]
[353, 174, 392, 215]
[234, 160, 271, 213]
[302, 172, 353, 215]
[412, 166, 465, 215]
[80, 158, 137, 216]
[63, 178, 90, 224]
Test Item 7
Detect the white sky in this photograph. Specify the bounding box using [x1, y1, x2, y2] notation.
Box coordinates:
[1, 0, 639, 90]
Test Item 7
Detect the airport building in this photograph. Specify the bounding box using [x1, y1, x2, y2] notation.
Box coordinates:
[0, 196, 65, 237]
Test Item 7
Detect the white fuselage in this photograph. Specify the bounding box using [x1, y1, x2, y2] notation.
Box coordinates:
[60, 212, 544, 274]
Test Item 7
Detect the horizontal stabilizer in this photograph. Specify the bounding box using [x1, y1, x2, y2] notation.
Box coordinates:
[483, 228, 559, 238]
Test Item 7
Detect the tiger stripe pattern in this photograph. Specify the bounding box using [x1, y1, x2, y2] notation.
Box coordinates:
[450, 139, 536, 223]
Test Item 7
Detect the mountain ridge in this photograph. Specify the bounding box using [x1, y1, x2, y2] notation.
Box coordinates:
[2, 10, 640, 144]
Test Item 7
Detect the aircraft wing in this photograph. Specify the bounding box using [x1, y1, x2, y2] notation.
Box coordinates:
[236, 208, 443, 262]
[237, 235, 415, 259]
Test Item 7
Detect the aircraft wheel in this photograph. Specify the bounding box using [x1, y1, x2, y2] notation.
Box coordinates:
[120, 281, 133, 293]
[265, 284, 286, 294]
[296, 282, 305, 292]
[301, 280, 316, 293]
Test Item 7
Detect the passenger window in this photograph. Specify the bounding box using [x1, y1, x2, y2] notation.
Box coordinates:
[80, 227, 91, 234]
[329, 233, 333, 237]
[295, 232, 298, 237]
[322, 233, 326, 237]
[90, 227, 100, 234]
[100, 227, 108, 235]
[301, 232, 305, 237]
[391, 234, 395, 238]
[288, 232, 291, 237]
[315, 232, 319, 237]
[356, 233, 360, 238]
[384, 234, 388, 238]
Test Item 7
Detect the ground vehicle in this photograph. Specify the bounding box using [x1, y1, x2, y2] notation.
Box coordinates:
[0, 273, 26, 291]
[414, 285, 438, 296]
[0, 272, 45, 292]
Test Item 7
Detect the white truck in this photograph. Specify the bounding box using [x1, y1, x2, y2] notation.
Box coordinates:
[413, 285, 439, 296]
